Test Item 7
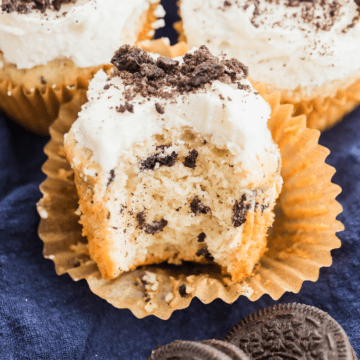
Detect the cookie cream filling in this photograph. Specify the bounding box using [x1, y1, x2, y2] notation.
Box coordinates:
[180, 0, 360, 93]
[70, 47, 275, 178]
[0, 0, 164, 69]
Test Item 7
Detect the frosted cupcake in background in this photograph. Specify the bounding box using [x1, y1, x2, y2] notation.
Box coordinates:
[178, 0, 360, 131]
[64, 45, 283, 283]
[0, 0, 165, 134]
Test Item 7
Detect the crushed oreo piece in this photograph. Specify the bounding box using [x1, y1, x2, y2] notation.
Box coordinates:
[103, 84, 110, 90]
[197, 232, 206, 243]
[107, 169, 115, 187]
[237, 83, 251, 91]
[116, 104, 126, 113]
[224, 0, 232, 6]
[156, 57, 179, 71]
[184, 150, 198, 169]
[140, 63, 165, 79]
[111, 45, 154, 73]
[140, 146, 178, 171]
[136, 211, 168, 235]
[1, 0, 77, 13]
[190, 196, 211, 216]
[125, 101, 134, 113]
[155, 103, 165, 114]
[232, 194, 251, 227]
[196, 247, 214, 261]
[179, 284, 187, 298]
[110, 45, 248, 102]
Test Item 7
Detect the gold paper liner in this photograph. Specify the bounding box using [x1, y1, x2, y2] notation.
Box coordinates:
[0, 2, 161, 136]
[251, 78, 360, 132]
[37, 81, 343, 319]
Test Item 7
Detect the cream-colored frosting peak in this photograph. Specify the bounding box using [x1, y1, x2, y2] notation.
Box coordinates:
[0, 0, 164, 69]
[180, 0, 360, 92]
[69, 58, 276, 176]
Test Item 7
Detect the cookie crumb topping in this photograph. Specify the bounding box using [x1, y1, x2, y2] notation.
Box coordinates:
[222, 0, 360, 32]
[1, 0, 77, 14]
[110, 45, 249, 105]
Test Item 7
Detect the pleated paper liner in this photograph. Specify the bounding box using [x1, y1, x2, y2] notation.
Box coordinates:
[37, 81, 343, 319]
[251, 77, 360, 132]
[0, 63, 113, 136]
[0, 1, 161, 136]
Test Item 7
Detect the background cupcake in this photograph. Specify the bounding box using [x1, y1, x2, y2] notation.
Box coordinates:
[0, 0, 165, 134]
[178, 0, 360, 131]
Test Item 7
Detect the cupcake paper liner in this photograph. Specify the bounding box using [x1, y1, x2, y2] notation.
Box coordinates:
[251, 77, 360, 132]
[37, 78, 343, 319]
[0, 65, 111, 136]
[0, 2, 161, 136]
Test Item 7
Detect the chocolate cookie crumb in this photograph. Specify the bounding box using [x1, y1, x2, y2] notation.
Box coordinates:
[184, 150, 198, 169]
[125, 101, 134, 113]
[224, 0, 232, 6]
[190, 196, 211, 215]
[179, 284, 187, 298]
[107, 169, 115, 187]
[232, 194, 251, 227]
[155, 103, 165, 114]
[103, 84, 110, 90]
[197, 232, 206, 242]
[40, 76, 46, 85]
[140, 148, 178, 171]
[110, 45, 248, 102]
[116, 105, 126, 113]
[136, 211, 168, 235]
[2, 0, 77, 14]
[156, 57, 179, 71]
[196, 247, 214, 261]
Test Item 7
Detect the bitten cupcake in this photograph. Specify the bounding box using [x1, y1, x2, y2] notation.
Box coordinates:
[64, 45, 283, 283]
[178, 0, 360, 131]
[0, 0, 165, 134]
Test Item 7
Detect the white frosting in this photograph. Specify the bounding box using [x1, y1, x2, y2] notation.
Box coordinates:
[180, 0, 360, 92]
[70, 57, 275, 174]
[0, 0, 164, 69]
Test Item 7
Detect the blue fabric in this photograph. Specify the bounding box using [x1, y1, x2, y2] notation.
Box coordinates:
[0, 1, 359, 358]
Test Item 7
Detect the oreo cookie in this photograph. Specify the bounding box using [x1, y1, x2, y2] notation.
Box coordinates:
[149, 340, 249, 359]
[202, 340, 249, 360]
[223, 303, 356, 360]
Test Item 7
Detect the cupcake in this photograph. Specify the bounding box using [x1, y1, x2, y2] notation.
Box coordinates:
[178, 0, 360, 131]
[63, 45, 283, 283]
[0, 0, 165, 134]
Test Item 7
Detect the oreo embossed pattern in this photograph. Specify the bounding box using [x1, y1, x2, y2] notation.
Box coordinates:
[150, 303, 357, 360]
